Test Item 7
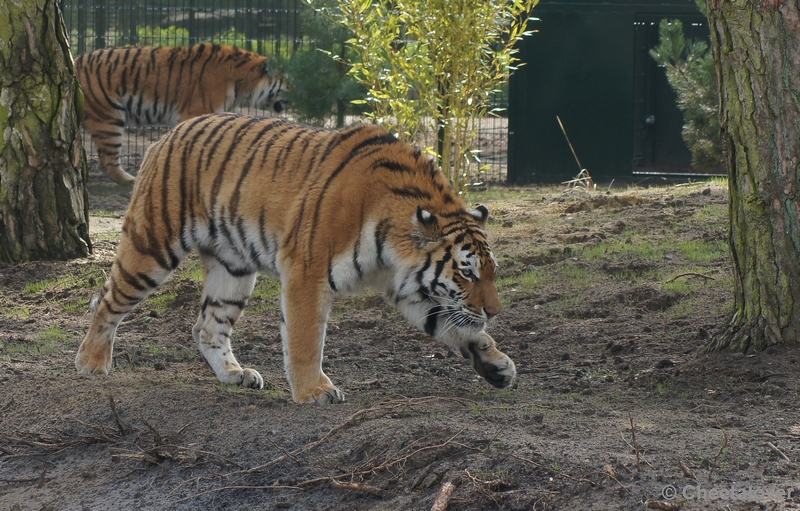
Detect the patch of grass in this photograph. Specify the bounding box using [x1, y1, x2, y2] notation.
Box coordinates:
[1, 326, 74, 356]
[667, 299, 696, 320]
[89, 209, 124, 218]
[145, 290, 178, 314]
[1, 307, 31, 319]
[581, 239, 665, 262]
[249, 276, 282, 313]
[655, 381, 674, 395]
[23, 268, 106, 295]
[63, 297, 91, 313]
[676, 239, 729, 262]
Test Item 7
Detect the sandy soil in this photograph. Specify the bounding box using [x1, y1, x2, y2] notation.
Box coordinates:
[0, 168, 798, 511]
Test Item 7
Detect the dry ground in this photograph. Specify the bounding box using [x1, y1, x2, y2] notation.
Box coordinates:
[1, 168, 798, 511]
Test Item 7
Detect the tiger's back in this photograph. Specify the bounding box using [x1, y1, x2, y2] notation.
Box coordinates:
[77, 114, 516, 404]
[75, 44, 286, 184]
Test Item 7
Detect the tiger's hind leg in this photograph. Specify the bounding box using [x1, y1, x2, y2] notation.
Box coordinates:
[84, 116, 136, 185]
[192, 254, 262, 389]
[76, 235, 178, 375]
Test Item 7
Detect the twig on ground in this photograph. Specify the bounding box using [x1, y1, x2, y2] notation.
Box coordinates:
[678, 459, 696, 479]
[664, 272, 716, 283]
[709, 413, 729, 481]
[765, 442, 791, 462]
[644, 500, 681, 510]
[431, 481, 455, 511]
[109, 395, 128, 435]
[509, 453, 594, 486]
[600, 466, 631, 495]
[330, 480, 383, 497]
[630, 416, 641, 472]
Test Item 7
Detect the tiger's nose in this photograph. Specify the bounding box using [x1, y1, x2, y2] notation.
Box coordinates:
[484, 307, 499, 320]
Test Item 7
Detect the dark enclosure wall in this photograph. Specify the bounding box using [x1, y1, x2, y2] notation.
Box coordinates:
[508, 0, 709, 184]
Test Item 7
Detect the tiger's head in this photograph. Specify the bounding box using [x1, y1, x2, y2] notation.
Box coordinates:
[409, 205, 501, 337]
[253, 59, 288, 113]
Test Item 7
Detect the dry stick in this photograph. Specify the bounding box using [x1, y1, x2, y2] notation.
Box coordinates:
[598, 470, 632, 495]
[630, 416, 641, 472]
[169, 484, 303, 505]
[557, 115, 583, 171]
[509, 453, 595, 486]
[678, 459, 696, 479]
[108, 395, 127, 436]
[330, 480, 383, 498]
[430, 481, 455, 511]
[765, 442, 791, 462]
[644, 501, 680, 511]
[664, 272, 717, 283]
[709, 413, 729, 481]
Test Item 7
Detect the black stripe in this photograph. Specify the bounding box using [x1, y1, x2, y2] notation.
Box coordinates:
[375, 219, 391, 268]
[220, 298, 246, 309]
[424, 306, 443, 336]
[116, 263, 148, 292]
[389, 186, 432, 201]
[328, 261, 338, 292]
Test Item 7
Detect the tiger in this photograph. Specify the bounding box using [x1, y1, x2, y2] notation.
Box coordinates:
[75, 113, 516, 404]
[74, 43, 287, 185]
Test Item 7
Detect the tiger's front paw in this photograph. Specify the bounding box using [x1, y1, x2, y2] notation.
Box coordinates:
[471, 348, 516, 388]
[75, 342, 113, 375]
[241, 368, 264, 390]
[294, 384, 345, 405]
[463, 334, 516, 389]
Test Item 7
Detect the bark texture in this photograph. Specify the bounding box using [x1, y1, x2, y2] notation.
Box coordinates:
[0, 0, 91, 263]
[703, 0, 800, 352]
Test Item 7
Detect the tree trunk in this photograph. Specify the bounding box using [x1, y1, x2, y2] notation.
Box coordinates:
[702, 0, 800, 352]
[0, 0, 91, 263]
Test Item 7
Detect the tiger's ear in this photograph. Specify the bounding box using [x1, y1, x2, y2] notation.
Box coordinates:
[469, 205, 489, 227]
[416, 206, 438, 227]
[413, 206, 441, 242]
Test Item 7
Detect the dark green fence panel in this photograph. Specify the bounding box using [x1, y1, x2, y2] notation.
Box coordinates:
[508, 0, 709, 183]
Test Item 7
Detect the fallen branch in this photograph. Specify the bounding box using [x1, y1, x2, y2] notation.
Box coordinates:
[645, 500, 681, 510]
[330, 480, 383, 497]
[664, 272, 716, 283]
[431, 481, 455, 511]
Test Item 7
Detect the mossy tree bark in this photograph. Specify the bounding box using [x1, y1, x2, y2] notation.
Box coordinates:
[702, 0, 800, 352]
[0, 0, 91, 263]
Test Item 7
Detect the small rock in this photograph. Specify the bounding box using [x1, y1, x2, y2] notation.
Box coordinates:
[656, 359, 674, 369]
[560, 353, 571, 361]
[702, 187, 712, 196]
[433, 352, 445, 359]
[154, 362, 166, 371]
[643, 326, 652, 333]
[149, 310, 159, 318]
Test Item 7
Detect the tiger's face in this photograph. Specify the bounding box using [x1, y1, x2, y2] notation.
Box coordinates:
[252, 61, 288, 113]
[412, 206, 501, 337]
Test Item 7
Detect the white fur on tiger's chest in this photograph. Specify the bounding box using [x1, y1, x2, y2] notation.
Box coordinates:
[329, 220, 397, 295]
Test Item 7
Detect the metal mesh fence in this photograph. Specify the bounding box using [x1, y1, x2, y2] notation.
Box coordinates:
[61, 0, 508, 182]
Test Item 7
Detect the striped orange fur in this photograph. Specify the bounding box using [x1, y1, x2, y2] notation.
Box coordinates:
[75, 44, 286, 184]
[75, 114, 515, 404]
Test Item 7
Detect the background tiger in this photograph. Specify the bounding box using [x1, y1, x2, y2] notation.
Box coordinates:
[74, 44, 287, 184]
[75, 113, 516, 404]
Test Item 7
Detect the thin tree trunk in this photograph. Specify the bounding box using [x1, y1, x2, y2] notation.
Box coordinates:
[0, 0, 91, 263]
[702, 0, 800, 352]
